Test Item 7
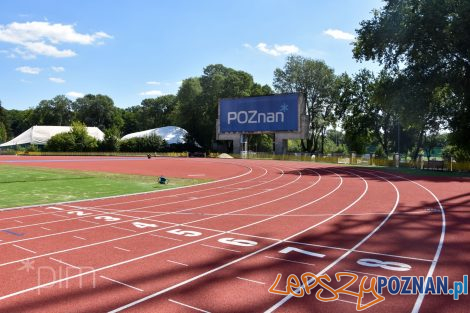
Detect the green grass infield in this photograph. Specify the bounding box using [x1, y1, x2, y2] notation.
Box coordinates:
[0, 165, 208, 209]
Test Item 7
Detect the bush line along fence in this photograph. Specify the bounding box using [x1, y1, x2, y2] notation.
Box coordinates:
[5, 151, 470, 172]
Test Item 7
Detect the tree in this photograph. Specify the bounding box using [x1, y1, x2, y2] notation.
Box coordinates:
[45, 121, 98, 152]
[0, 122, 7, 143]
[354, 0, 470, 152]
[31, 95, 73, 126]
[175, 77, 206, 147]
[274, 55, 337, 153]
[73, 94, 123, 131]
[140, 95, 177, 129]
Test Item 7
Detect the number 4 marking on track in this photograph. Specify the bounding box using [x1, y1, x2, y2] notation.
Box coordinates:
[132, 222, 157, 229]
[279, 246, 325, 258]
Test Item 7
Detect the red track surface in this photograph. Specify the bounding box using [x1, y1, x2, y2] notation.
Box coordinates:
[0, 156, 468, 312]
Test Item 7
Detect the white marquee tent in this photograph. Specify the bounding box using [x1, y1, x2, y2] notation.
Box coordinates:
[0, 125, 105, 148]
[121, 126, 189, 144]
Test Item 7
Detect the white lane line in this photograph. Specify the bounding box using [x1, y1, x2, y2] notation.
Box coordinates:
[167, 260, 189, 267]
[265, 170, 397, 312]
[343, 269, 390, 278]
[114, 246, 130, 252]
[265, 256, 316, 267]
[149, 234, 182, 241]
[49, 257, 81, 269]
[40, 227, 51, 231]
[14, 220, 23, 224]
[236, 276, 265, 285]
[111, 226, 137, 233]
[168, 299, 210, 313]
[73, 236, 86, 241]
[12, 244, 36, 254]
[200, 244, 241, 253]
[337, 298, 357, 305]
[100, 275, 143, 292]
[80, 220, 100, 225]
[0, 166, 319, 302]
[228, 231, 434, 263]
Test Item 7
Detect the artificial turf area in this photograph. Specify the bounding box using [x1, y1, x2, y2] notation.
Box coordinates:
[0, 165, 206, 209]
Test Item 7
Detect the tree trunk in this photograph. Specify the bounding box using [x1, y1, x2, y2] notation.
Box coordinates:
[413, 126, 425, 161]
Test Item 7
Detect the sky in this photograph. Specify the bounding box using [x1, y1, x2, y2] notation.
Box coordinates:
[0, 0, 383, 110]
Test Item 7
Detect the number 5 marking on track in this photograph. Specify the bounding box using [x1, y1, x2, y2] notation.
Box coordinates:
[357, 258, 411, 271]
[279, 246, 325, 258]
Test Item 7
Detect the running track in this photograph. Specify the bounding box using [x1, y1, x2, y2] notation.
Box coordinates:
[0, 156, 468, 312]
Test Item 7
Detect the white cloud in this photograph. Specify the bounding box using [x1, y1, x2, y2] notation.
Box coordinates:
[0, 21, 112, 58]
[66, 91, 84, 99]
[146, 81, 160, 85]
[242, 43, 252, 49]
[51, 66, 65, 72]
[255, 42, 299, 56]
[323, 29, 355, 41]
[16, 66, 41, 74]
[139, 90, 163, 96]
[49, 77, 65, 83]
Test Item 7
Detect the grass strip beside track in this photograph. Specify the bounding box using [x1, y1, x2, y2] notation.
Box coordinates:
[0, 165, 207, 209]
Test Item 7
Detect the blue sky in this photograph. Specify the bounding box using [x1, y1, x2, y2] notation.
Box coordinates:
[0, 0, 383, 110]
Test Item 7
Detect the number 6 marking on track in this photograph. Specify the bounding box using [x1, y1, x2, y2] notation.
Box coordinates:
[357, 258, 411, 271]
[218, 238, 258, 247]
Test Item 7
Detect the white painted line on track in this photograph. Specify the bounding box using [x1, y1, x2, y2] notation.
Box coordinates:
[14, 220, 23, 224]
[168, 299, 210, 313]
[265, 256, 316, 267]
[343, 269, 390, 278]
[49, 257, 80, 269]
[167, 260, 189, 267]
[236, 276, 265, 285]
[111, 226, 137, 233]
[0, 166, 336, 304]
[40, 227, 51, 231]
[73, 236, 86, 241]
[12, 244, 36, 254]
[80, 220, 100, 225]
[114, 246, 130, 252]
[200, 244, 241, 253]
[149, 234, 182, 241]
[100, 275, 143, 292]
[265, 169, 398, 312]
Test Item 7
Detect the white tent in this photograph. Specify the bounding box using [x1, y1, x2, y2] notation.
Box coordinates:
[121, 126, 188, 144]
[0, 125, 105, 148]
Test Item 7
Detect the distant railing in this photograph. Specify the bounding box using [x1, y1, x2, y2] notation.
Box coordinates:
[13, 151, 189, 158]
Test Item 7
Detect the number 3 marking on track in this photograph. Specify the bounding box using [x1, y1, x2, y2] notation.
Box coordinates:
[95, 216, 121, 222]
[357, 258, 411, 271]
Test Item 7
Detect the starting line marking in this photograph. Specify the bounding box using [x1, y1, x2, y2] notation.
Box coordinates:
[236, 276, 265, 285]
[49, 257, 80, 269]
[149, 234, 182, 241]
[166, 260, 189, 267]
[100, 276, 143, 292]
[114, 246, 130, 252]
[200, 244, 241, 253]
[12, 244, 36, 254]
[168, 299, 210, 313]
[264, 256, 316, 267]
